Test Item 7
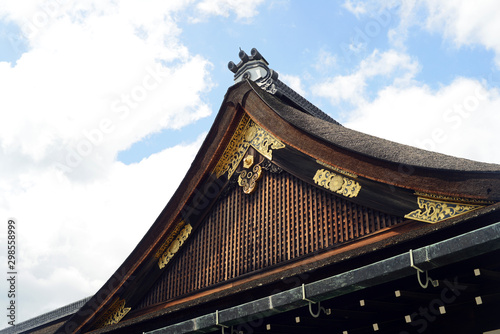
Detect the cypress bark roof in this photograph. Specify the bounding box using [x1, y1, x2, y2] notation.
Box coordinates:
[250, 79, 500, 173]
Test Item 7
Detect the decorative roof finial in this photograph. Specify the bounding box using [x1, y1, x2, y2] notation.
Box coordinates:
[228, 48, 340, 125]
[228, 48, 278, 94]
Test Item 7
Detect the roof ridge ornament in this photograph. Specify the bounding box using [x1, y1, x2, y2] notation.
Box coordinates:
[228, 48, 341, 125]
[228, 48, 278, 94]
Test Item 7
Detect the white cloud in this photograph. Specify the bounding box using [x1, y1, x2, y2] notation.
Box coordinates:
[0, 0, 213, 183]
[0, 0, 266, 325]
[280, 74, 306, 96]
[314, 49, 337, 72]
[313, 49, 419, 105]
[344, 78, 500, 163]
[314, 42, 500, 164]
[343, 0, 500, 66]
[1, 135, 205, 321]
[421, 0, 500, 66]
[195, 0, 265, 20]
[342, 0, 368, 17]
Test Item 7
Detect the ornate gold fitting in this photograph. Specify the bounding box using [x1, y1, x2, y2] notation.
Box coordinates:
[213, 114, 285, 179]
[158, 223, 193, 269]
[238, 155, 263, 194]
[243, 155, 254, 169]
[405, 197, 484, 224]
[313, 168, 361, 198]
[94, 298, 131, 329]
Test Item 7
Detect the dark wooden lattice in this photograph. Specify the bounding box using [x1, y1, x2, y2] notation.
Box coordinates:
[137, 168, 403, 309]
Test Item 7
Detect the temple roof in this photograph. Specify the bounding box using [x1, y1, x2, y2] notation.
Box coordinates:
[50, 48, 500, 334]
[252, 80, 500, 173]
[229, 48, 500, 173]
[0, 297, 90, 334]
[229, 48, 339, 124]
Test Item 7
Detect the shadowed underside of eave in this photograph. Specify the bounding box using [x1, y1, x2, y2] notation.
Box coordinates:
[134, 166, 405, 312]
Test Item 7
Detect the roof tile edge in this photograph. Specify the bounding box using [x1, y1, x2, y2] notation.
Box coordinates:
[0, 297, 92, 334]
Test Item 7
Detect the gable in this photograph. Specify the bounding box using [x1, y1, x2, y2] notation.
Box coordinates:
[135, 166, 404, 311]
[59, 76, 500, 333]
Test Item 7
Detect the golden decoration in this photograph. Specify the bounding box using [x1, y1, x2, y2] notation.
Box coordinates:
[238, 164, 263, 194]
[213, 114, 285, 179]
[243, 155, 254, 169]
[158, 224, 193, 269]
[155, 221, 186, 259]
[413, 192, 495, 205]
[248, 123, 285, 161]
[94, 298, 131, 329]
[313, 169, 361, 198]
[405, 197, 484, 224]
[213, 114, 252, 179]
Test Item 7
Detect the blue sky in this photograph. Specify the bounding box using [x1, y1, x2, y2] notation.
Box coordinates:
[114, 0, 500, 164]
[2, 0, 500, 326]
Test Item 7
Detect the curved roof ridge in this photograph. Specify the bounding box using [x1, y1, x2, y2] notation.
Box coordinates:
[274, 78, 339, 124]
[250, 80, 500, 172]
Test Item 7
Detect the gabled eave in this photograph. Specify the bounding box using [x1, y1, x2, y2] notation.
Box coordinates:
[245, 79, 500, 201]
[58, 79, 500, 333]
[143, 219, 500, 334]
[77, 203, 500, 334]
[57, 81, 254, 334]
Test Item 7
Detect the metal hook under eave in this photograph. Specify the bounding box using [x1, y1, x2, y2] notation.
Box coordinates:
[308, 301, 323, 318]
[409, 249, 438, 289]
[302, 284, 330, 318]
[216, 310, 229, 333]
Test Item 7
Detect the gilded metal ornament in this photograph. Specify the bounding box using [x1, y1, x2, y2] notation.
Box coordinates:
[158, 224, 193, 269]
[413, 192, 494, 205]
[155, 221, 186, 259]
[238, 164, 263, 194]
[213, 114, 285, 179]
[313, 169, 361, 198]
[94, 298, 131, 329]
[405, 197, 484, 224]
[247, 122, 285, 160]
[243, 155, 254, 169]
[213, 115, 252, 179]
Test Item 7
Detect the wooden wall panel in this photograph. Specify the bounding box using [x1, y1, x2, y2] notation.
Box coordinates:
[137, 168, 403, 309]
